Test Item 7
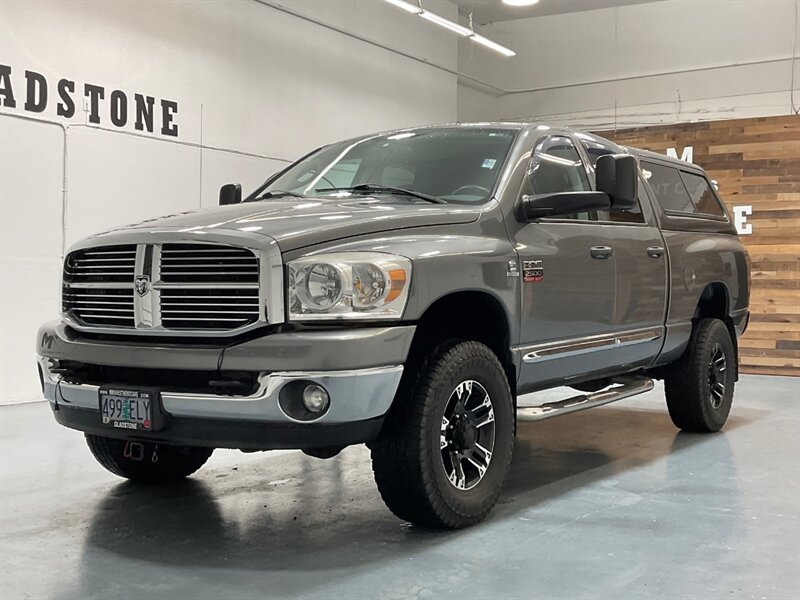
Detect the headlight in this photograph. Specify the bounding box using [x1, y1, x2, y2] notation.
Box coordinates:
[288, 252, 411, 320]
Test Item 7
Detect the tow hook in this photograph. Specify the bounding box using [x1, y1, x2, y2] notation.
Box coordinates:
[123, 441, 145, 461]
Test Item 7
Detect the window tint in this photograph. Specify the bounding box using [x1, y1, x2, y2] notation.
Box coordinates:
[581, 140, 616, 168]
[606, 193, 646, 223]
[529, 136, 590, 195]
[580, 139, 645, 223]
[681, 171, 725, 216]
[527, 136, 592, 220]
[642, 161, 696, 213]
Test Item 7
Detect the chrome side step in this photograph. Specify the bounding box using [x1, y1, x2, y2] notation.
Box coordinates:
[516, 375, 655, 422]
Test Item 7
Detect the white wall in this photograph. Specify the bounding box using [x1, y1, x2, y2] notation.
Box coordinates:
[457, 0, 800, 128]
[0, 0, 459, 403]
[456, 82, 500, 123]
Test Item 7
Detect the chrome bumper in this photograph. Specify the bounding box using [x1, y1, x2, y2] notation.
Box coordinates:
[38, 357, 403, 424]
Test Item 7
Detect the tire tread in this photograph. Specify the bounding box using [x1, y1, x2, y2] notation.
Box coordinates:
[371, 341, 514, 529]
[664, 318, 734, 433]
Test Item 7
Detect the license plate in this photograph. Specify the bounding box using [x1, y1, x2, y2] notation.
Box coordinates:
[99, 388, 155, 431]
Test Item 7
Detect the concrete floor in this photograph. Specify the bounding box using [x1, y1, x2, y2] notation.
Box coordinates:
[1, 375, 798, 600]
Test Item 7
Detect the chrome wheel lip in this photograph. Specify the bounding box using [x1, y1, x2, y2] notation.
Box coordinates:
[440, 379, 496, 491]
[708, 343, 727, 410]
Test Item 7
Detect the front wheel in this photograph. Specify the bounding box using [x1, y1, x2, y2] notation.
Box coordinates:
[664, 318, 736, 432]
[370, 341, 514, 529]
[85, 435, 213, 483]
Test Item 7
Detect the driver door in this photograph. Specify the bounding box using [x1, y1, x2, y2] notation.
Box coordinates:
[509, 135, 618, 391]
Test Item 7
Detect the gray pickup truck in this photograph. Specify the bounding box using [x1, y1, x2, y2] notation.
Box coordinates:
[37, 123, 750, 528]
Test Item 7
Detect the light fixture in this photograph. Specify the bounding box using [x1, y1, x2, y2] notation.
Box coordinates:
[420, 10, 473, 36]
[470, 33, 516, 57]
[384, 0, 422, 14]
[383, 0, 516, 57]
[503, 0, 540, 6]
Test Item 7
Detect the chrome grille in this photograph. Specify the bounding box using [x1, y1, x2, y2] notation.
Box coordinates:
[160, 243, 259, 283]
[62, 242, 263, 334]
[62, 288, 135, 328]
[160, 288, 260, 330]
[64, 245, 137, 283]
[63, 246, 137, 328]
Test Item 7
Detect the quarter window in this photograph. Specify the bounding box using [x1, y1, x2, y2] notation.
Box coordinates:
[642, 161, 726, 217]
[680, 171, 725, 216]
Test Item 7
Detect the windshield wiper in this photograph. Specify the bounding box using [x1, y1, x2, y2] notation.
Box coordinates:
[251, 190, 306, 201]
[314, 184, 447, 205]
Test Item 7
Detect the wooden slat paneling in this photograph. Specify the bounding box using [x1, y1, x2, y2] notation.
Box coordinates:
[598, 115, 800, 376]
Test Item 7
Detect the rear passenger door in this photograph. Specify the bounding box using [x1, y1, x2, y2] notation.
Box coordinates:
[579, 139, 669, 368]
[638, 160, 739, 355]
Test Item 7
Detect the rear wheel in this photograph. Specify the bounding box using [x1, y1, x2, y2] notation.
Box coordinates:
[85, 434, 213, 483]
[370, 341, 514, 529]
[664, 318, 736, 432]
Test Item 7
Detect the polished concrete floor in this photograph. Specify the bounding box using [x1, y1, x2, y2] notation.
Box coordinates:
[1, 375, 798, 600]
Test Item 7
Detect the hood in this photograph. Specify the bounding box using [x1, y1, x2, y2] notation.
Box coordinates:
[100, 197, 481, 251]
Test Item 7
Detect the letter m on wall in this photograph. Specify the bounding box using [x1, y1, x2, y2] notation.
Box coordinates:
[666, 146, 693, 163]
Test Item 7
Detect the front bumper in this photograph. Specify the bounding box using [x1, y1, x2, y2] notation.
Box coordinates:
[37, 321, 414, 450]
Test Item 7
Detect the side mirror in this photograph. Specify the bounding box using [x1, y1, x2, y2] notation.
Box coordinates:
[521, 191, 611, 221]
[596, 154, 637, 210]
[219, 183, 242, 206]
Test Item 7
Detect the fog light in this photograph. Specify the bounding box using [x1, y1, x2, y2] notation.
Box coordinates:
[302, 384, 330, 413]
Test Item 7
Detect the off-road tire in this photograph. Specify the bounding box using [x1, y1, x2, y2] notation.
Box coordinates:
[664, 318, 735, 433]
[370, 341, 515, 529]
[85, 434, 213, 483]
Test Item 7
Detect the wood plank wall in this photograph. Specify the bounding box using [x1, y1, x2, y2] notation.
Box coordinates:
[598, 115, 800, 377]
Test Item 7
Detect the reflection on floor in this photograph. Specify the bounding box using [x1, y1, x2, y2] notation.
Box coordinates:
[1, 376, 798, 599]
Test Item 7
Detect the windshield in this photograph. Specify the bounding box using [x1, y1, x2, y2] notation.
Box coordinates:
[255, 128, 517, 204]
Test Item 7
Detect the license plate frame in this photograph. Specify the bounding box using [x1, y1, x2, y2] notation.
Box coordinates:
[98, 387, 164, 432]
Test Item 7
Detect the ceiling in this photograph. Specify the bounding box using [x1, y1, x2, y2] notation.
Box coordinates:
[452, 0, 666, 24]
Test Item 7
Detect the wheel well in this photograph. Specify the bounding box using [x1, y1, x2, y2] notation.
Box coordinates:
[694, 282, 739, 379]
[409, 292, 516, 395]
[695, 282, 729, 321]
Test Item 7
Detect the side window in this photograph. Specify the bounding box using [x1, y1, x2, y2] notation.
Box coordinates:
[641, 161, 696, 213]
[527, 136, 592, 220]
[680, 171, 725, 216]
[529, 136, 590, 195]
[581, 139, 645, 224]
[581, 140, 616, 168]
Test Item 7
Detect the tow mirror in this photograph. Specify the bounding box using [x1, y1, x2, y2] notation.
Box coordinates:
[219, 183, 242, 206]
[521, 191, 611, 221]
[595, 154, 637, 211]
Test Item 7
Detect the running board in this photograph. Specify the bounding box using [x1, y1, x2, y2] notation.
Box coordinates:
[516, 375, 654, 422]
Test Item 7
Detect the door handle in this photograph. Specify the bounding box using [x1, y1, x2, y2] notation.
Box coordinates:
[647, 246, 665, 258]
[590, 246, 614, 260]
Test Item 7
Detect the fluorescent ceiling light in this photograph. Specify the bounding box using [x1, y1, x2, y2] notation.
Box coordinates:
[383, 0, 516, 57]
[420, 10, 473, 36]
[470, 33, 516, 57]
[384, 0, 421, 14]
[503, 0, 540, 6]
